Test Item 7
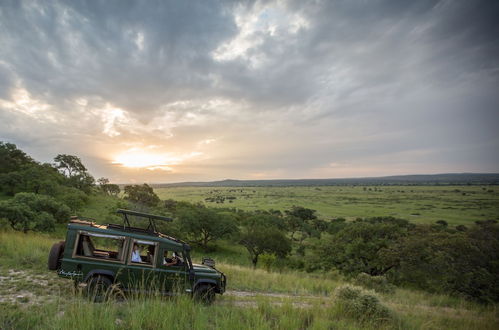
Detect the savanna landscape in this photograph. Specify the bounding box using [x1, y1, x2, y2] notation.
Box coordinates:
[154, 185, 499, 225]
[1, 1, 499, 329]
[1, 142, 498, 329]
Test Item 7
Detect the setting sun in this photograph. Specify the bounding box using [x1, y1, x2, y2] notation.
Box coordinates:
[113, 152, 179, 170]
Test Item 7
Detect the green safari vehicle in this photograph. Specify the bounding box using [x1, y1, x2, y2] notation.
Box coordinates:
[48, 209, 226, 303]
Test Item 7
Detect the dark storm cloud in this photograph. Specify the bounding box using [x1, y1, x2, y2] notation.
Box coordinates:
[0, 0, 238, 115]
[0, 0, 498, 181]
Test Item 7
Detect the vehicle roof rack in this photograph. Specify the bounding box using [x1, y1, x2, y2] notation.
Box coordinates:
[116, 209, 172, 233]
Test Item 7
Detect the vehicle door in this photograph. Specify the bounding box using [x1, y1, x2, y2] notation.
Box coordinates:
[121, 239, 159, 293]
[156, 246, 189, 294]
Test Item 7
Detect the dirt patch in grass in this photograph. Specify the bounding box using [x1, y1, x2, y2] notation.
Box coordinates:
[0, 268, 70, 306]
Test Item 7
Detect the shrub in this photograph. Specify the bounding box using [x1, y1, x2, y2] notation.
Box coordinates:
[354, 273, 395, 294]
[0, 192, 71, 232]
[260, 253, 277, 271]
[57, 187, 89, 212]
[332, 285, 393, 323]
[11, 192, 70, 222]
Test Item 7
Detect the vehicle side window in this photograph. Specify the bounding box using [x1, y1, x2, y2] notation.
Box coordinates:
[161, 249, 185, 267]
[75, 232, 126, 261]
[130, 240, 157, 266]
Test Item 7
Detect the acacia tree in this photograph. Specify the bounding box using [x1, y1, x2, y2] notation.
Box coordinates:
[97, 177, 109, 186]
[107, 184, 120, 196]
[54, 154, 87, 177]
[123, 184, 160, 206]
[97, 177, 120, 196]
[54, 154, 94, 193]
[176, 204, 238, 249]
[239, 214, 292, 268]
[284, 206, 326, 255]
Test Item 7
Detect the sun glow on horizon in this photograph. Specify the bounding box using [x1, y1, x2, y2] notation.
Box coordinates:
[112, 149, 204, 171]
[113, 152, 180, 170]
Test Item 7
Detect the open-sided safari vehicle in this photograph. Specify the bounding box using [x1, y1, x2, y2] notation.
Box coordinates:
[48, 209, 226, 303]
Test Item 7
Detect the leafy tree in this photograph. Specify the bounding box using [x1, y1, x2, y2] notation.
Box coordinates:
[97, 177, 110, 186]
[0, 192, 71, 232]
[123, 184, 160, 207]
[97, 177, 120, 196]
[58, 187, 89, 212]
[285, 206, 317, 221]
[176, 204, 238, 249]
[380, 224, 499, 303]
[284, 206, 324, 255]
[239, 225, 291, 268]
[10, 192, 71, 223]
[20, 163, 65, 195]
[54, 154, 87, 177]
[106, 184, 120, 196]
[239, 214, 292, 267]
[0, 142, 35, 174]
[309, 217, 412, 275]
[164, 199, 178, 212]
[0, 162, 65, 196]
[54, 154, 94, 193]
[0, 202, 54, 233]
[0, 171, 24, 195]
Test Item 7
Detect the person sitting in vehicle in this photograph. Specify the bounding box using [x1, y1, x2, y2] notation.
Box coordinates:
[163, 251, 178, 266]
[131, 244, 142, 262]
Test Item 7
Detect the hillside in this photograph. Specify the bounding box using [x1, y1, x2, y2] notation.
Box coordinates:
[152, 173, 499, 188]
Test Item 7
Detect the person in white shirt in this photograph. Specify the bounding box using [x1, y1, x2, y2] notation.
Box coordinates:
[131, 244, 142, 262]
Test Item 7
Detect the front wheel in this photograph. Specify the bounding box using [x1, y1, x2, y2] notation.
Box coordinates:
[193, 284, 216, 304]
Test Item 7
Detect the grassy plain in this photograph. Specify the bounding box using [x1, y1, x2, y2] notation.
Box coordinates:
[155, 185, 499, 225]
[1, 189, 498, 328]
[1, 230, 498, 330]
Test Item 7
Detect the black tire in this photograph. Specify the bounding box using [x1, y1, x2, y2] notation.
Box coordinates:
[86, 275, 113, 303]
[48, 241, 65, 270]
[193, 284, 216, 304]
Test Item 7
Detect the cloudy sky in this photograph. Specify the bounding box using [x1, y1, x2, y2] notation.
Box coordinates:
[1, 0, 498, 183]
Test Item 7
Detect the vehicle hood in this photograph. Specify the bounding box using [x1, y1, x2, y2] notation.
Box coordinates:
[192, 263, 219, 274]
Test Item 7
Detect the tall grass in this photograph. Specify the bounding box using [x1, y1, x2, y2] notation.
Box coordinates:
[220, 263, 340, 295]
[0, 230, 56, 270]
[3, 292, 496, 330]
[1, 230, 498, 329]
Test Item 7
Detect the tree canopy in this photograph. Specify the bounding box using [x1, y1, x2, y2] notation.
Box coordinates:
[175, 203, 239, 249]
[123, 184, 160, 207]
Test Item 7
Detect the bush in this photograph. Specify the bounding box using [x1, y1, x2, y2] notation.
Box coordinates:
[354, 273, 395, 294]
[11, 192, 70, 223]
[57, 187, 88, 212]
[332, 285, 393, 323]
[260, 253, 277, 271]
[381, 224, 499, 303]
[0, 192, 71, 232]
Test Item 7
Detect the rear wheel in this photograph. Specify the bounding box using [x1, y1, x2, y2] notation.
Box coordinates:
[48, 241, 65, 270]
[194, 284, 216, 304]
[86, 275, 112, 303]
